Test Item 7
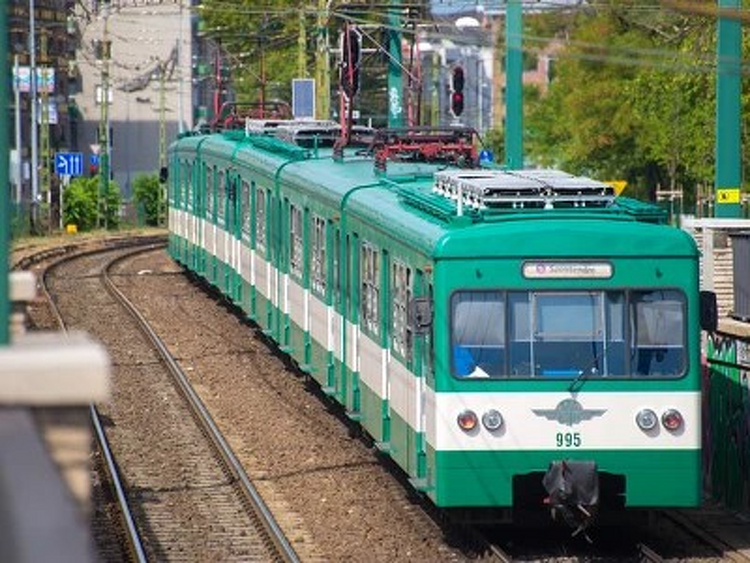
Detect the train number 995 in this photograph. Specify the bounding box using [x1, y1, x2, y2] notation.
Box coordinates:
[556, 432, 582, 448]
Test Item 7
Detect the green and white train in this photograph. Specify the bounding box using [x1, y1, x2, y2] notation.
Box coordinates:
[166, 122, 716, 530]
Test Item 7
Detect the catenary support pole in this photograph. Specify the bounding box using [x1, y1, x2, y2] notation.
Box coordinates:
[505, 0, 523, 170]
[715, 0, 742, 218]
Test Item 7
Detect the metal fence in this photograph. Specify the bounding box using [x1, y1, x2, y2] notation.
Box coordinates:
[705, 334, 750, 512]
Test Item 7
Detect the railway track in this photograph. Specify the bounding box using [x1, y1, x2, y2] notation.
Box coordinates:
[13, 234, 750, 562]
[32, 238, 299, 562]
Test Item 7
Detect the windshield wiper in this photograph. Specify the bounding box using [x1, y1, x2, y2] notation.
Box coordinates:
[568, 357, 600, 393]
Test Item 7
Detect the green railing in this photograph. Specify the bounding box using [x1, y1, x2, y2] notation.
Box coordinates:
[705, 333, 750, 511]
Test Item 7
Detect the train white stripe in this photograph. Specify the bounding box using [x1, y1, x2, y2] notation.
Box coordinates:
[177, 229, 700, 453]
[424, 390, 701, 451]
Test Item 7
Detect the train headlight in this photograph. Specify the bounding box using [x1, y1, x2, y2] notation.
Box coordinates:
[635, 408, 658, 431]
[482, 409, 504, 431]
[661, 409, 684, 431]
[457, 410, 478, 432]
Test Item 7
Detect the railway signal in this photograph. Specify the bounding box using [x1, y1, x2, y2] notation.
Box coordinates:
[340, 26, 362, 99]
[450, 66, 465, 118]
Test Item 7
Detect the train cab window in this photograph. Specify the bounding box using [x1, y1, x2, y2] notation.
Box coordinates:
[311, 214, 326, 296]
[391, 260, 413, 359]
[450, 289, 685, 379]
[451, 292, 505, 377]
[255, 187, 267, 253]
[631, 290, 686, 377]
[289, 203, 303, 278]
[360, 242, 380, 337]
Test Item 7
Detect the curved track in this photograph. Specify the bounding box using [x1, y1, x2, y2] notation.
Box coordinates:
[35, 237, 298, 562]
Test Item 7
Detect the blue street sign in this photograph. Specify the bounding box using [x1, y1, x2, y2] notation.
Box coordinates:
[55, 152, 84, 176]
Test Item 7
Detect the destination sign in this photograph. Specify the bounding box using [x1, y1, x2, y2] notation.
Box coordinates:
[522, 261, 613, 279]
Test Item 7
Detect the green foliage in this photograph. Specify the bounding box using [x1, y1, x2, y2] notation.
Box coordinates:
[62, 176, 122, 231]
[132, 174, 165, 227]
[523, 4, 750, 205]
[198, 1, 400, 121]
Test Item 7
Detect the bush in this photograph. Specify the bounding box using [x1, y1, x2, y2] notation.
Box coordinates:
[132, 174, 165, 227]
[62, 176, 121, 231]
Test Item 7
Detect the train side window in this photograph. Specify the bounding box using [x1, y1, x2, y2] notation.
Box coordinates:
[332, 228, 341, 305]
[206, 166, 214, 219]
[360, 241, 380, 337]
[187, 162, 194, 211]
[241, 180, 251, 241]
[289, 203, 303, 279]
[217, 170, 226, 225]
[391, 260, 412, 360]
[255, 186, 266, 253]
[311, 214, 326, 297]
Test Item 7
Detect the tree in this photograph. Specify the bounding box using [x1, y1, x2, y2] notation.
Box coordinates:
[523, 4, 728, 203]
[62, 176, 121, 231]
[132, 174, 165, 227]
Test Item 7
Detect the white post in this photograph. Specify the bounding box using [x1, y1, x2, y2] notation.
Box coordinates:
[14, 55, 22, 205]
[30, 0, 39, 211]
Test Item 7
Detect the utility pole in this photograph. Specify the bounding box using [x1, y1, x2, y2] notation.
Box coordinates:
[14, 55, 22, 206]
[40, 30, 51, 228]
[98, 4, 111, 229]
[387, 0, 404, 127]
[315, 0, 330, 120]
[715, 0, 742, 218]
[159, 62, 167, 227]
[1, 0, 9, 344]
[30, 0, 39, 228]
[177, 0, 185, 133]
[505, 0, 523, 170]
[298, 6, 307, 78]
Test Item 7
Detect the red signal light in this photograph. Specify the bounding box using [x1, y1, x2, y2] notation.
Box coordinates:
[450, 65, 465, 117]
[450, 91, 464, 117]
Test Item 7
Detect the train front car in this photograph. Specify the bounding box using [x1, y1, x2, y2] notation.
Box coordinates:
[423, 170, 706, 532]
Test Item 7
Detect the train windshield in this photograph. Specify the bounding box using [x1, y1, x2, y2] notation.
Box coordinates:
[450, 289, 686, 379]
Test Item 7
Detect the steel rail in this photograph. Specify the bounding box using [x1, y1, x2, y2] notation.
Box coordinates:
[103, 246, 301, 563]
[38, 240, 156, 563]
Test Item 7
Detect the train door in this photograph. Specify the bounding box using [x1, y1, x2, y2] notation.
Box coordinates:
[412, 271, 432, 485]
[250, 184, 270, 331]
[239, 177, 251, 314]
[216, 169, 227, 290]
[337, 232, 358, 407]
[383, 259, 419, 476]
[326, 226, 344, 396]
[226, 170, 242, 302]
[206, 164, 216, 280]
[196, 160, 206, 276]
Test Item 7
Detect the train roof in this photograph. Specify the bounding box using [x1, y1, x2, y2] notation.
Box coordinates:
[171, 127, 699, 260]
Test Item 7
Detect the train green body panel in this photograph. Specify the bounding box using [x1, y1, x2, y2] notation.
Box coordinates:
[426, 448, 701, 507]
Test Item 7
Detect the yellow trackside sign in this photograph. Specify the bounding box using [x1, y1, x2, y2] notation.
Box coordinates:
[716, 188, 741, 204]
[605, 181, 627, 195]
